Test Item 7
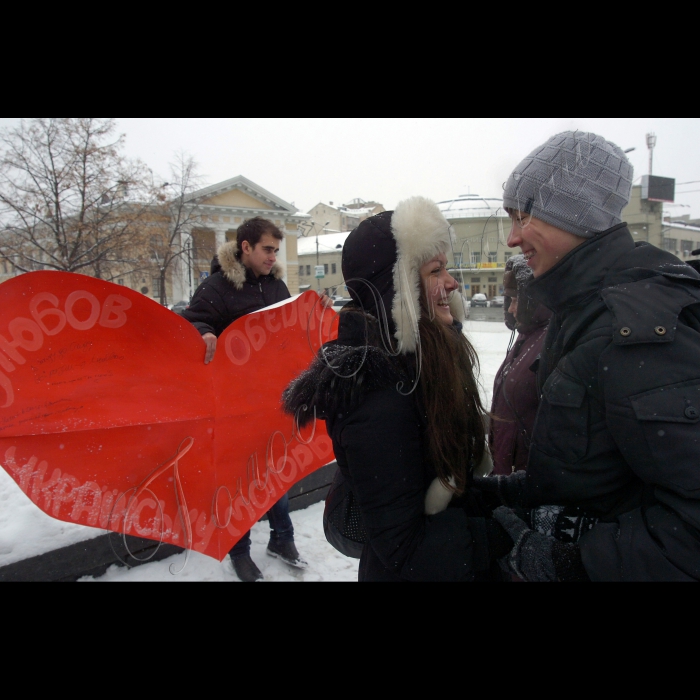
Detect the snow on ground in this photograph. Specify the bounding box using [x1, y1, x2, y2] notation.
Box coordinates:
[0, 319, 512, 582]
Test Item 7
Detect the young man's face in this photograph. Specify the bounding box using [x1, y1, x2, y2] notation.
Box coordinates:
[506, 212, 584, 277]
[241, 233, 280, 278]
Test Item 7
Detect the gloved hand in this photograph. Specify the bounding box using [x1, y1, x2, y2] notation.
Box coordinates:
[473, 470, 528, 508]
[492, 506, 589, 582]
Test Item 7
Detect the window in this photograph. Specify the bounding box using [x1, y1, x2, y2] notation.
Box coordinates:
[118, 278, 124, 285]
[332, 263, 337, 274]
[152, 278, 161, 297]
[453, 253, 463, 267]
[471, 253, 481, 265]
[663, 237, 678, 252]
[324, 264, 329, 274]
[488, 277, 497, 282]
[504, 252, 512, 262]
[681, 240, 694, 256]
[488, 252, 497, 263]
[471, 277, 480, 283]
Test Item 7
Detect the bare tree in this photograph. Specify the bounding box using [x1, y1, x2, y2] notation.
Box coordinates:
[0, 118, 152, 279]
[147, 152, 205, 307]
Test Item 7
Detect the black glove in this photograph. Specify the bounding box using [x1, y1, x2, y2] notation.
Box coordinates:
[492, 506, 590, 582]
[473, 470, 528, 508]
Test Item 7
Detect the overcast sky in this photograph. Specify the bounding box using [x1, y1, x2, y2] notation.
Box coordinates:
[2, 118, 699, 219]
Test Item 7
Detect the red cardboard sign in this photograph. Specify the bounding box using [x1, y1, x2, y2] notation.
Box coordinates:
[0, 272, 338, 562]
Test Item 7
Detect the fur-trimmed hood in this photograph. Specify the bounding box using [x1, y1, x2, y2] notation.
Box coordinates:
[282, 309, 411, 428]
[342, 196, 465, 354]
[216, 239, 285, 290]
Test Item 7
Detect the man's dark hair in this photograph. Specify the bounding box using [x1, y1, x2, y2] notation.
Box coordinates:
[236, 217, 284, 259]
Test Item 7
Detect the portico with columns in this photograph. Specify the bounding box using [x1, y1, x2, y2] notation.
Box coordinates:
[172, 175, 310, 303]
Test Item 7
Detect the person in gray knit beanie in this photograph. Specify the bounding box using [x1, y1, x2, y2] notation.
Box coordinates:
[475, 128, 700, 583]
[503, 131, 635, 278]
[503, 130, 634, 239]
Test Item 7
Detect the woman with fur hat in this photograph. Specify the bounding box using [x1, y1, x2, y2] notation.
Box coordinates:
[282, 196, 512, 581]
[489, 254, 551, 476]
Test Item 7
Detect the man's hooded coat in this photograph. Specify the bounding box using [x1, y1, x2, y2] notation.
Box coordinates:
[182, 240, 289, 337]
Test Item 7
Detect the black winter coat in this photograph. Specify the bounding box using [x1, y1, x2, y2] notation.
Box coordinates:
[524, 223, 700, 581]
[283, 309, 507, 582]
[181, 240, 290, 337]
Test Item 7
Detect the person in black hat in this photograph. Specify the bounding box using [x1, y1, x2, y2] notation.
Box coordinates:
[478, 130, 700, 582]
[282, 196, 512, 581]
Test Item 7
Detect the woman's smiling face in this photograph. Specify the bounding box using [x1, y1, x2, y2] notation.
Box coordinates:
[420, 253, 459, 325]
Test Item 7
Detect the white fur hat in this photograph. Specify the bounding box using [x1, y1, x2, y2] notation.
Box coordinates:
[343, 195, 463, 353]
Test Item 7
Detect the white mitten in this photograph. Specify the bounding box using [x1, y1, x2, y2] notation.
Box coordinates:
[424, 476, 456, 515]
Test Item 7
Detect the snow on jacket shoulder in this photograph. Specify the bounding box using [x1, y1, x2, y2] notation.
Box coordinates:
[182, 240, 289, 337]
[525, 224, 700, 581]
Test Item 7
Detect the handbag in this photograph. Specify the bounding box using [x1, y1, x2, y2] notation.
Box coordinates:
[323, 466, 367, 559]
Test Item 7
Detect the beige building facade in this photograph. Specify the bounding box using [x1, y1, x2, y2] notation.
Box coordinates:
[439, 195, 512, 300]
[174, 176, 311, 302]
[0, 175, 312, 304]
[297, 231, 349, 295]
[306, 199, 384, 236]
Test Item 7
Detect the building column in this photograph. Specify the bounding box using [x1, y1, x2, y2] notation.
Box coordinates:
[215, 229, 226, 251]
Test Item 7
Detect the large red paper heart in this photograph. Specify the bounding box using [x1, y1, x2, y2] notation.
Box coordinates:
[0, 272, 338, 561]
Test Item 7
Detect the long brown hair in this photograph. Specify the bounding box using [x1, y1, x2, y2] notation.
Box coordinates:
[417, 293, 485, 496]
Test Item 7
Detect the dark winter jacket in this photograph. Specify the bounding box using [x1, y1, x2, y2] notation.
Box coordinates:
[282, 308, 509, 582]
[489, 304, 551, 475]
[181, 240, 290, 337]
[523, 223, 700, 581]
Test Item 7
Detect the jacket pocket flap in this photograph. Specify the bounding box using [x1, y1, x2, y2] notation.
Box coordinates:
[543, 370, 585, 408]
[631, 380, 700, 423]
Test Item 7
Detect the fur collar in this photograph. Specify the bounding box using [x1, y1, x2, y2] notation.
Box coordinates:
[217, 240, 285, 290]
[282, 311, 412, 428]
[282, 340, 410, 428]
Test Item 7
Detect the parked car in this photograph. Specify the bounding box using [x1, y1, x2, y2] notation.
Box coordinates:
[489, 295, 505, 308]
[332, 297, 352, 311]
[470, 293, 488, 307]
[170, 300, 189, 315]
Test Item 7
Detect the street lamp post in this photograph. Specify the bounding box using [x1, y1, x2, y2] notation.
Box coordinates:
[316, 221, 330, 293]
[646, 132, 657, 176]
[185, 233, 193, 300]
[454, 238, 473, 299]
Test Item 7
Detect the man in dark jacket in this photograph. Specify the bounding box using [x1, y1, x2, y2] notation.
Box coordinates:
[182, 216, 308, 582]
[480, 130, 700, 581]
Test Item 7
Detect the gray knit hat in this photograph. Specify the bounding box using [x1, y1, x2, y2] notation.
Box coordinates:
[503, 131, 634, 239]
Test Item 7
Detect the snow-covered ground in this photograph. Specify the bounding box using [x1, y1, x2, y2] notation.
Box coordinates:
[0, 319, 512, 582]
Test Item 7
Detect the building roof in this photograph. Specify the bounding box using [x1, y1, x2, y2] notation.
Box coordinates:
[664, 219, 700, 233]
[187, 174, 305, 215]
[297, 231, 352, 256]
[437, 194, 507, 219]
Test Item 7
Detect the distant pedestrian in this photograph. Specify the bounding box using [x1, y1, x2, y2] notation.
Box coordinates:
[489, 254, 551, 475]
